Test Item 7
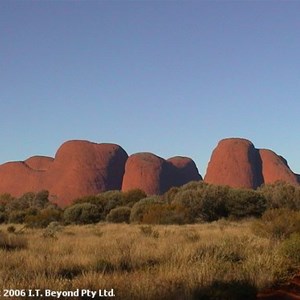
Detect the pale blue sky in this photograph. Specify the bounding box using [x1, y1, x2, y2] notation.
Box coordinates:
[1, 1, 300, 176]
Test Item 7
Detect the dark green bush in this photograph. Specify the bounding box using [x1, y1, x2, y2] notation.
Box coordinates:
[25, 208, 62, 228]
[0, 193, 15, 206]
[226, 189, 266, 219]
[130, 196, 162, 223]
[0, 212, 7, 223]
[180, 180, 208, 191]
[63, 203, 101, 224]
[198, 185, 229, 222]
[106, 206, 131, 223]
[33, 190, 50, 209]
[172, 189, 203, 222]
[8, 211, 27, 223]
[121, 189, 147, 207]
[172, 185, 229, 222]
[72, 191, 124, 220]
[72, 195, 100, 205]
[162, 187, 180, 203]
[5, 190, 51, 214]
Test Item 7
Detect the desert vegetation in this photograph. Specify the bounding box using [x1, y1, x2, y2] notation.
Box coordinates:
[1, 181, 300, 298]
[0, 220, 298, 300]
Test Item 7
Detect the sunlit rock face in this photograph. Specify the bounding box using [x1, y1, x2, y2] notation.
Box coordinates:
[205, 138, 298, 188]
[259, 149, 298, 185]
[0, 140, 128, 207]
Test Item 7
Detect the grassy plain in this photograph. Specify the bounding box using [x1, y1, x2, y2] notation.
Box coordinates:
[0, 220, 296, 299]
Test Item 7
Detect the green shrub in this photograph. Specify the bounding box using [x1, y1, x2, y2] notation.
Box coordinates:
[172, 189, 203, 222]
[198, 185, 229, 222]
[64, 203, 101, 224]
[0, 193, 15, 206]
[130, 196, 162, 223]
[72, 195, 100, 205]
[5, 190, 51, 213]
[226, 189, 266, 219]
[172, 185, 229, 222]
[179, 180, 208, 191]
[25, 208, 62, 228]
[252, 208, 300, 240]
[162, 187, 180, 203]
[258, 181, 300, 210]
[0, 212, 7, 223]
[33, 190, 50, 209]
[106, 206, 131, 223]
[121, 189, 147, 207]
[42, 221, 63, 239]
[8, 210, 27, 223]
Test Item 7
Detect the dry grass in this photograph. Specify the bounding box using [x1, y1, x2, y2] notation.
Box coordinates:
[0, 220, 295, 299]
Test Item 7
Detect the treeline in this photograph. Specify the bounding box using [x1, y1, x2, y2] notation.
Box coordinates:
[1, 181, 300, 227]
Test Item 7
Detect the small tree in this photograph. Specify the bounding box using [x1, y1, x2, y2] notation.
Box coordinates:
[64, 203, 101, 224]
[106, 206, 131, 223]
[122, 189, 147, 207]
[226, 189, 266, 219]
[130, 196, 162, 223]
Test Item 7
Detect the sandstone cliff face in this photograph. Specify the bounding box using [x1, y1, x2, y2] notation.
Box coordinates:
[0, 161, 45, 197]
[121, 153, 169, 195]
[259, 149, 299, 185]
[0, 140, 128, 207]
[25, 156, 54, 171]
[204, 138, 263, 189]
[1, 137, 298, 206]
[46, 140, 128, 207]
[122, 153, 201, 195]
[204, 138, 298, 188]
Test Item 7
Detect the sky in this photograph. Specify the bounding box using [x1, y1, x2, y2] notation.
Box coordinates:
[1, 0, 300, 176]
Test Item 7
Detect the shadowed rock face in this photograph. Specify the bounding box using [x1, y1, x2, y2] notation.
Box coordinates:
[205, 138, 298, 188]
[0, 140, 128, 207]
[259, 149, 299, 185]
[122, 153, 202, 195]
[167, 156, 202, 186]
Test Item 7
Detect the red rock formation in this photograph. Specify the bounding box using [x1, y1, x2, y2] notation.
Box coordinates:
[122, 153, 202, 195]
[259, 149, 298, 186]
[0, 161, 44, 197]
[0, 140, 128, 207]
[47, 140, 128, 206]
[121, 153, 168, 195]
[204, 138, 263, 189]
[205, 138, 299, 188]
[25, 156, 54, 171]
[167, 156, 202, 186]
